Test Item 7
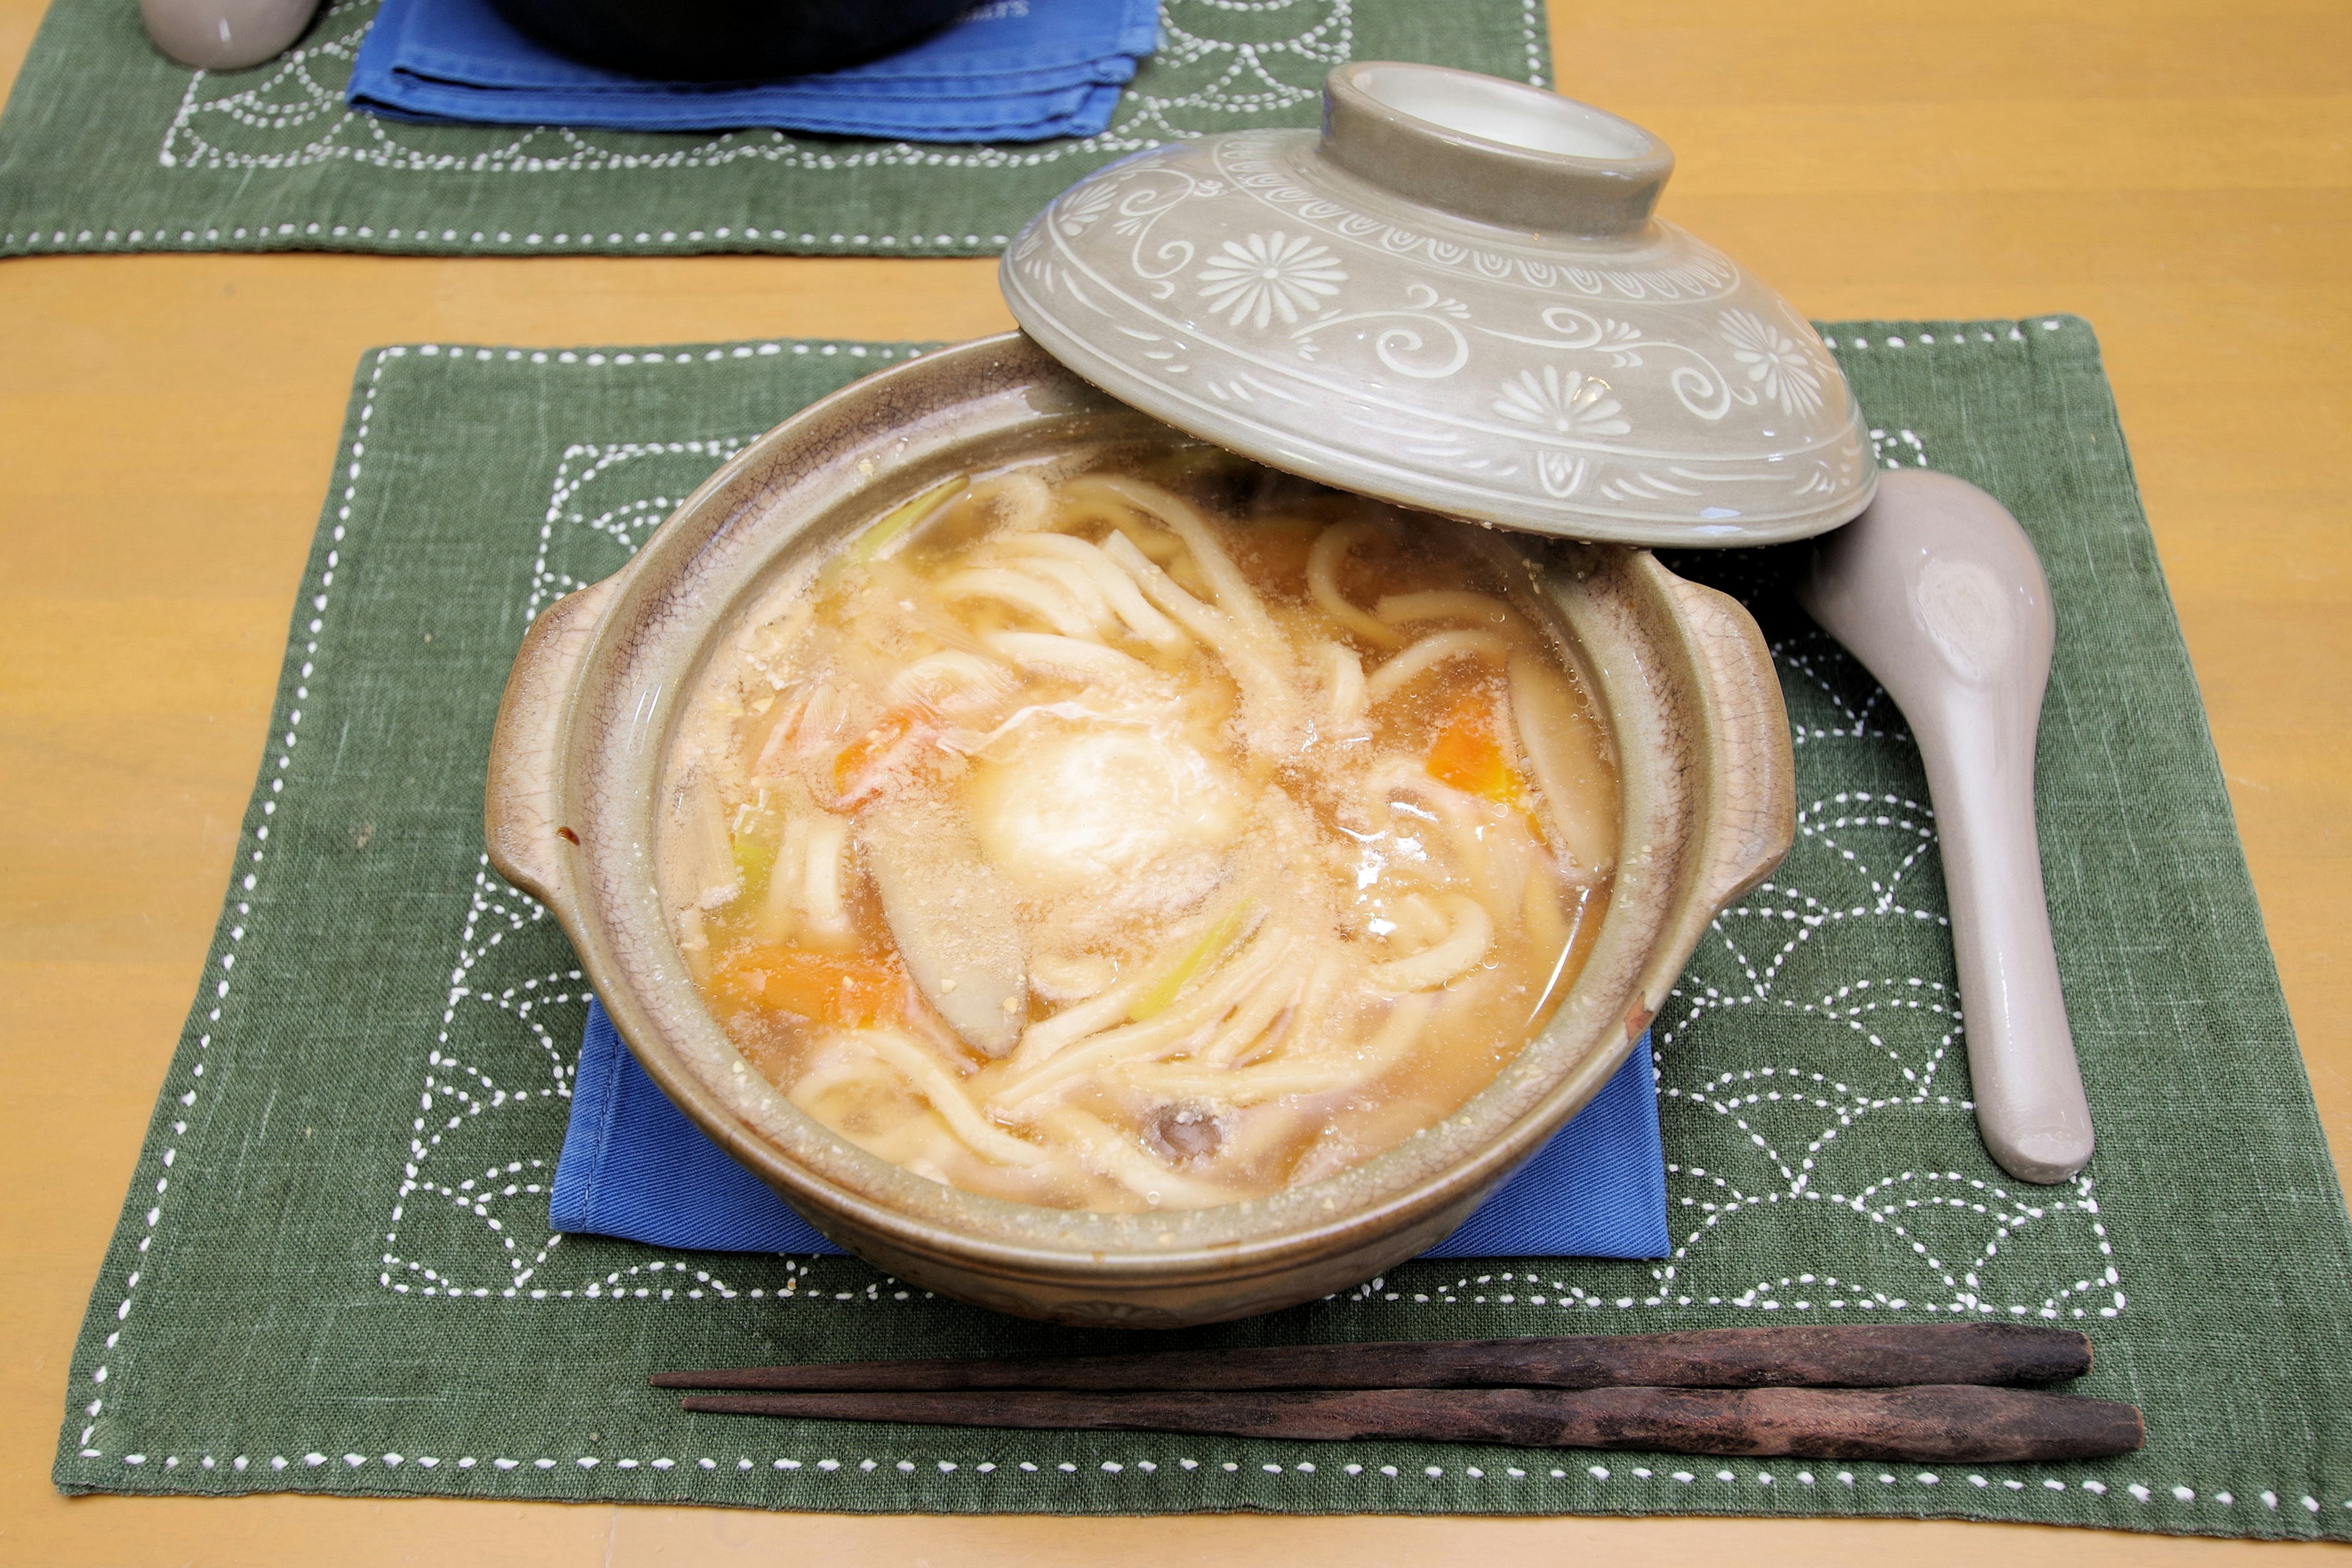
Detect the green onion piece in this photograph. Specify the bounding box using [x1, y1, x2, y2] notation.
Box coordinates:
[846, 476, 967, 567]
[731, 831, 777, 894]
[1128, 902, 1251, 1023]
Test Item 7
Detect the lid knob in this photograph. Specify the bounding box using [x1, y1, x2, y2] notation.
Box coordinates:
[1321, 62, 1673, 238]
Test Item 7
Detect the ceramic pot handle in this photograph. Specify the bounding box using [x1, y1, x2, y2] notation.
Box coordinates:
[1662, 576, 1798, 914]
[484, 578, 616, 920]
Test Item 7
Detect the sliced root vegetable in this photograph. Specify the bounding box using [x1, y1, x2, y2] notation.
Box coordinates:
[1520, 863, 1574, 955]
[1507, 649, 1619, 878]
[860, 797, 1030, 1058]
[755, 682, 847, 779]
[760, 812, 812, 940]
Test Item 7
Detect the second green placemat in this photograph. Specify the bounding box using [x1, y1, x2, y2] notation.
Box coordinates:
[0, 0, 1548, 258]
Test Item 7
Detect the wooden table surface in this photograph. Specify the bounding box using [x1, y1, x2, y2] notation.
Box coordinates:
[3, 0, 2345, 1561]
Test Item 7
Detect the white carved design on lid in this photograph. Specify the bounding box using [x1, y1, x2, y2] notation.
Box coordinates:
[1003, 127, 1871, 540]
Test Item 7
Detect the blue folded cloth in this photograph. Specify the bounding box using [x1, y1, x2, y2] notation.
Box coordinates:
[349, 0, 1159, 140]
[553, 999, 1671, 1261]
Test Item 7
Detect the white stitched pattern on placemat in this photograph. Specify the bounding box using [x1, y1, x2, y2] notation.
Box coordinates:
[369, 375, 2126, 1330]
[383, 347, 927, 1302]
[78, 348, 396, 1463]
[156, 0, 1359, 184]
[5, 2, 1556, 255]
[85, 328, 2252, 1517]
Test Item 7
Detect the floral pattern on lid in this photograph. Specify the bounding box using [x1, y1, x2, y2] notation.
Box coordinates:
[1001, 65, 1874, 546]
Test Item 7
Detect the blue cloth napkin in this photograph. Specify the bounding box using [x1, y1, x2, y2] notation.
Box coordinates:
[347, 0, 1159, 140]
[553, 999, 1671, 1260]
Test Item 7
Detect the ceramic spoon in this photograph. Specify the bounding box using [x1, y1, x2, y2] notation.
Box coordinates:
[1798, 469, 2094, 1185]
[140, 0, 317, 71]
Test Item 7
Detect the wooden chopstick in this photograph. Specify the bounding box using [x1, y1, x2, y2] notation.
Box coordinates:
[676, 1384, 2144, 1463]
[653, 1322, 2090, 1395]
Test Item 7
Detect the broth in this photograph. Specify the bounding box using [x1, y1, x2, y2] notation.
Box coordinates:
[658, 447, 1618, 1211]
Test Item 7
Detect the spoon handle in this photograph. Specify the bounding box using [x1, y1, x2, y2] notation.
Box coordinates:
[1800, 469, 2094, 1185]
[1916, 694, 2094, 1184]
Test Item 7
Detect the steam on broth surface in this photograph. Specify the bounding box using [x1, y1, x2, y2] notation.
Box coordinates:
[660, 447, 1618, 1212]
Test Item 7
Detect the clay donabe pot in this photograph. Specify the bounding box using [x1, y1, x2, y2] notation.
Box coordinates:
[486, 333, 1795, 1327]
[487, 62, 1879, 1325]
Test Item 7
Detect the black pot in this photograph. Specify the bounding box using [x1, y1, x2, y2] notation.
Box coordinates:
[487, 0, 975, 83]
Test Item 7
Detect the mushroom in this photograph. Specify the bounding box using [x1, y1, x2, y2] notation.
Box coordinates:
[1145, 1102, 1226, 1163]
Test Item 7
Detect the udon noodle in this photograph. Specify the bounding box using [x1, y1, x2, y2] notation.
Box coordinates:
[658, 447, 1619, 1211]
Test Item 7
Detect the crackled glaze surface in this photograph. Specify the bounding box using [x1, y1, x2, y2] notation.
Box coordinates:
[483, 334, 1796, 1325]
[1003, 67, 1874, 546]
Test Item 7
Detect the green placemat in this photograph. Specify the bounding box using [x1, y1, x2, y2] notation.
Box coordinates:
[0, 0, 1547, 258]
[53, 318, 2352, 1539]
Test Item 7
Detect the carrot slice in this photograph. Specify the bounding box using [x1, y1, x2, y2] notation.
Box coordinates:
[829, 710, 922, 809]
[711, 946, 904, 1030]
[1427, 694, 1526, 806]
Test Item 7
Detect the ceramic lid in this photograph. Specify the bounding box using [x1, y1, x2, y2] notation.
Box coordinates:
[1000, 62, 1874, 546]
